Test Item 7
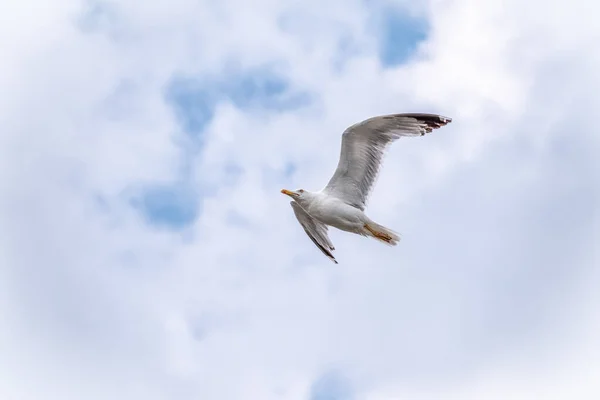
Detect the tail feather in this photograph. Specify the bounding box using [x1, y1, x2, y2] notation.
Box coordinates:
[364, 222, 400, 246]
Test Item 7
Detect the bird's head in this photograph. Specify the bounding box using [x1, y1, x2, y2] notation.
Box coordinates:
[280, 188, 310, 203]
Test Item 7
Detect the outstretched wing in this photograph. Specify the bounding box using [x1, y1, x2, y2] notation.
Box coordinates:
[323, 113, 452, 211]
[290, 201, 337, 264]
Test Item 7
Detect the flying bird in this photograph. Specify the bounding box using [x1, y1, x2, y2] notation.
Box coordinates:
[281, 112, 452, 263]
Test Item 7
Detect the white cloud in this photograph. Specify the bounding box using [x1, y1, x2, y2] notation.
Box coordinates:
[1, 0, 598, 399]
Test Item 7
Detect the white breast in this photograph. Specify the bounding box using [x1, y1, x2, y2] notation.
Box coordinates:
[306, 194, 366, 233]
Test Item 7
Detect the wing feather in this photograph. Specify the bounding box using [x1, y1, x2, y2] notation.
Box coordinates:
[323, 113, 452, 210]
[290, 201, 337, 264]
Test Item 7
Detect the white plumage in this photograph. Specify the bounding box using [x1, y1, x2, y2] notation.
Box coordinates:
[281, 112, 452, 263]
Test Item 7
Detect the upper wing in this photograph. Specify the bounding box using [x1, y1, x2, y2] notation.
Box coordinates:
[322, 113, 452, 210]
[290, 201, 337, 264]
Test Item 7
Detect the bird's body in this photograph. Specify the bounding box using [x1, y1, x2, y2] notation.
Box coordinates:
[298, 191, 366, 234]
[281, 112, 452, 263]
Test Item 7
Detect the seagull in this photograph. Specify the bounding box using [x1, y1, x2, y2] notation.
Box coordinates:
[281, 112, 452, 263]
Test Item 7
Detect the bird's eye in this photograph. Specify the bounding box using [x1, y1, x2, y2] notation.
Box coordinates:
[298, 189, 304, 193]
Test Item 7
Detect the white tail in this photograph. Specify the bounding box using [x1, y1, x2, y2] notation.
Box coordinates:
[363, 221, 400, 246]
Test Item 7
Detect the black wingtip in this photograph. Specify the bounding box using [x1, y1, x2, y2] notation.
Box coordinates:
[326, 252, 338, 264]
[414, 114, 452, 130]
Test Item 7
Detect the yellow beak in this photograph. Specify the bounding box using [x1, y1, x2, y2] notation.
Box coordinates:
[281, 189, 296, 197]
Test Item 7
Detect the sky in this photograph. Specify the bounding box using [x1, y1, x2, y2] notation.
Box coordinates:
[0, 0, 598, 399]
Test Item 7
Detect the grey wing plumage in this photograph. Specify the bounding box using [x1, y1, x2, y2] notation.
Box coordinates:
[323, 113, 452, 211]
[290, 201, 337, 264]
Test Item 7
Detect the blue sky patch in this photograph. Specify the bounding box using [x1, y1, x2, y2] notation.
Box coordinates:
[166, 77, 217, 136]
[309, 370, 354, 400]
[375, 8, 428, 67]
[129, 183, 199, 230]
[165, 65, 312, 137]
[227, 70, 312, 111]
[283, 162, 297, 178]
[77, 1, 127, 41]
[225, 69, 287, 109]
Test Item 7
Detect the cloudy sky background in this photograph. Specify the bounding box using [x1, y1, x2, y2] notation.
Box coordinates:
[1, 0, 598, 399]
